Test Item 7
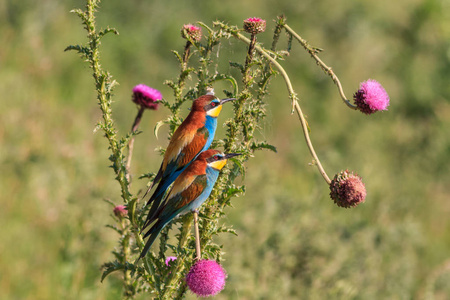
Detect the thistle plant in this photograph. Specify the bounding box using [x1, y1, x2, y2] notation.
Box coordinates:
[66, 0, 389, 298]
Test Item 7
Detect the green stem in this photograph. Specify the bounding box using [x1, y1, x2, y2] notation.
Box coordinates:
[193, 211, 201, 260]
[244, 34, 256, 85]
[172, 41, 192, 111]
[126, 106, 145, 182]
[84, 0, 132, 201]
[79, 1, 140, 296]
[121, 222, 133, 297]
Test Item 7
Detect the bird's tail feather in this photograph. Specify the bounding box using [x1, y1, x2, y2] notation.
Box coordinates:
[142, 191, 166, 231]
[146, 168, 182, 207]
[140, 164, 164, 201]
[141, 172, 178, 230]
[140, 220, 166, 259]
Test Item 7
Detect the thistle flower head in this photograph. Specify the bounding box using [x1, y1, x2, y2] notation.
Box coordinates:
[353, 79, 390, 115]
[243, 17, 266, 35]
[113, 205, 128, 219]
[329, 170, 366, 208]
[132, 84, 162, 110]
[186, 259, 226, 297]
[165, 256, 177, 267]
[181, 24, 202, 42]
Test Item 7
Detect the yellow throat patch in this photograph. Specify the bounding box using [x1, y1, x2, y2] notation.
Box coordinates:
[209, 159, 227, 170]
[206, 105, 223, 117]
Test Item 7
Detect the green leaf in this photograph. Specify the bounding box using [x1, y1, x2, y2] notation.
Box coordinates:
[154, 120, 166, 139]
[209, 74, 239, 97]
[229, 158, 245, 179]
[251, 142, 278, 153]
[69, 9, 86, 21]
[138, 172, 156, 180]
[64, 45, 90, 58]
[171, 50, 183, 64]
[105, 224, 122, 234]
[229, 62, 244, 73]
[225, 186, 245, 198]
[197, 21, 214, 35]
[101, 261, 125, 282]
[99, 27, 119, 38]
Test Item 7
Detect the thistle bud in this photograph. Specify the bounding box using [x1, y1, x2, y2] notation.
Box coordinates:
[181, 24, 202, 42]
[243, 17, 266, 35]
[113, 205, 128, 219]
[330, 170, 366, 208]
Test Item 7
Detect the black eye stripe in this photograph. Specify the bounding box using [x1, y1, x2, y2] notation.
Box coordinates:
[206, 154, 224, 163]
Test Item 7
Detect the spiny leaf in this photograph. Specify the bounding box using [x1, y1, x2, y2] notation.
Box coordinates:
[69, 9, 86, 21]
[217, 225, 238, 236]
[99, 27, 119, 38]
[251, 142, 278, 153]
[197, 21, 214, 35]
[118, 130, 141, 152]
[171, 50, 183, 64]
[154, 120, 166, 139]
[105, 224, 122, 234]
[229, 158, 245, 179]
[209, 74, 239, 96]
[138, 172, 156, 180]
[64, 45, 90, 57]
[225, 186, 245, 198]
[103, 198, 116, 207]
[101, 260, 125, 282]
[229, 62, 244, 73]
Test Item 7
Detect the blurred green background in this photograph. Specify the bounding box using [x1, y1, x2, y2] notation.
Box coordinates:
[1, 0, 450, 299]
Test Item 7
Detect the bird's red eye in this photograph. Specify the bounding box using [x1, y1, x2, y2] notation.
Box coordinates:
[211, 102, 216, 107]
[215, 156, 220, 160]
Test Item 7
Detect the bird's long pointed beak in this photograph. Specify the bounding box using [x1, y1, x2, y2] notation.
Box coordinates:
[220, 98, 236, 105]
[224, 153, 241, 159]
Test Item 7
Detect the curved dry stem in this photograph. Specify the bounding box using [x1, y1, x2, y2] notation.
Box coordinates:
[283, 24, 358, 110]
[293, 102, 331, 184]
[229, 29, 331, 185]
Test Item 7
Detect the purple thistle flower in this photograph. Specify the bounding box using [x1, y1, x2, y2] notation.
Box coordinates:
[329, 170, 366, 208]
[186, 259, 226, 297]
[113, 205, 128, 219]
[243, 17, 266, 35]
[165, 256, 177, 267]
[132, 84, 162, 110]
[353, 79, 390, 115]
[181, 24, 202, 42]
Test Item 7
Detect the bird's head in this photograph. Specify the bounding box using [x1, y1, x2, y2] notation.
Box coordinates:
[198, 149, 241, 171]
[191, 95, 235, 118]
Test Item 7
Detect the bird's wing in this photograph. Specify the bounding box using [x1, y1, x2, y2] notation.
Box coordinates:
[158, 174, 207, 219]
[162, 127, 209, 179]
[177, 127, 209, 167]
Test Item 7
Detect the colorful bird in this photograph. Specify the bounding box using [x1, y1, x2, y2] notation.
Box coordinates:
[144, 95, 235, 224]
[140, 149, 240, 259]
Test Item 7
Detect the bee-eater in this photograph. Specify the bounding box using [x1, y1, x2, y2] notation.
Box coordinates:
[144, 95, 235, 224]
[140, 149, 240, 259]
